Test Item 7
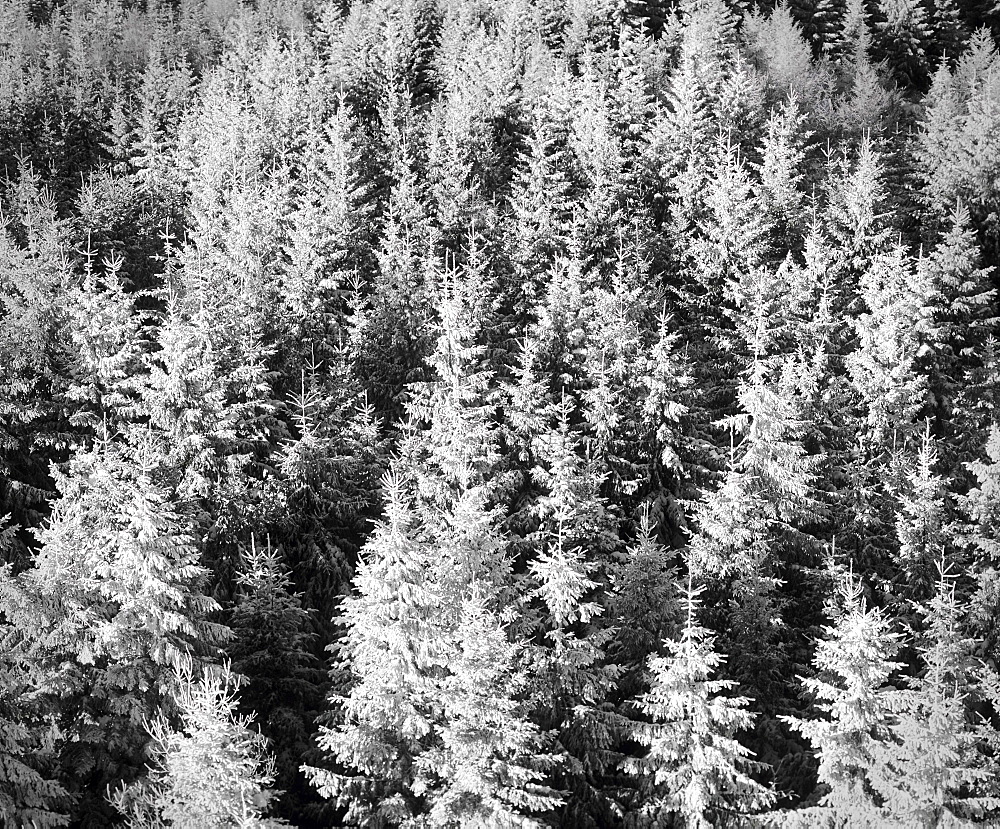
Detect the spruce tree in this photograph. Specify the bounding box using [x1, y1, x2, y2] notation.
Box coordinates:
[0, 524, 68, 829]
[918, 202, 998, 465]
[624, 574, 776, 828]
[784, 570, 903, 825]
[868, 566, 994, 826]
[308, 257, 558, 826]
[228, 539, 325, 824]
[894, 425, 948, 600]
[872, 0, 932, 88]
[523, 394, 624, 828]
[0, 437, 226, 826]
[110, 661, 286, 829]
[961, 425, 1000, 659]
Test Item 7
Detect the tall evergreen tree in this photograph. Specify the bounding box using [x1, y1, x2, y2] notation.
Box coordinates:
[110, 661, 286, 829]
[625, 574, 776, 828]
[0, 437, 226, 826]
[785, 569, 903, 825]
[869, 566, 995, 826]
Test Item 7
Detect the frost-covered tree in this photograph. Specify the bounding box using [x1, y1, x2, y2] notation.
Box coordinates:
[0, 522, 68, 829]
[961, 425, 1000, 660]
[0, 438, 226, 825]
[894, 426, 948, 600]
[784, 569, 903, 824]
[110, 661, 285, 829]
[868, 566, 993, 826]
[308, 256, 558, 826]
[625, 574, 776, 828]
[62, 248, 144, 431]
[918, 203, 998, 464]
[228, 539, 324, 824]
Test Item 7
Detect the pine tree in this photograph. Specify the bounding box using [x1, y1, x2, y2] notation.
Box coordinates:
[0, 523, 69, 829]
[308, 257, 558, 825]
[872, 0, 933, 88]
[523, 394, 624, 828]
[784, 569, 903, 824]
[894, 425, 948, 600]
[0, 438, 226, 826]
[607, 510, 680, 700]
[62, 246, 145, 431]
[228, 539, 325, 824]
[110, 661, 286, 829]
[961, 425, 1000, 659]
[868, 565, 993, 826]
[624, 574, 776, 828]
[918, 202, 998, 464]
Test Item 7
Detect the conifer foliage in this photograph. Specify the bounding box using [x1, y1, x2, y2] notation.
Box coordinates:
[2, 0, 1000, 826]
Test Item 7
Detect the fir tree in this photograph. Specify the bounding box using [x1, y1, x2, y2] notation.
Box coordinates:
[110, 660, 286, 829]
[0, 438, 226, 826]
[872, 0, 932, 88]
[0, 523, 69, 829]
[868, 565, 994, 826]
[228, 539, 325, 824]
[918, 202, 998, 464]
[62, 246, 145, 431]
[625, 574, 776, 828]
[523, 394, 624, 828]
[894, 425, 948, 600]
[961, 426, 1000, 660]
[309, 257, 557, 825]
[784, 569, 903, 825]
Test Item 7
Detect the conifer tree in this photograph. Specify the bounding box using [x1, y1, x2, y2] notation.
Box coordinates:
[110, 661, 286, 829]
[62, 247, 145, 431]
[872, 0, 932, 88]
[868, 566, 993, 826]
[785, 569, 903, 824]
[0, 523, 68, 829]
[523, 394, 625, 828]
[351, 106, 435, 419]
[625, 574, 776, 828]
[918, 203, 998, 463]
[607, 510, 680, 699]
[961, 425, 1000, 658]
[305, 467, 441, 823]
[0, 162, 73, 555]
[0, 437, 226, 826]
[846, 242, 928, 458]
[269, 350, 387, 635]
[894, 425, 948, 600]
[509, 110, 576, 304]
[228, 539, 324, 824]
[308, 257, 558, 826]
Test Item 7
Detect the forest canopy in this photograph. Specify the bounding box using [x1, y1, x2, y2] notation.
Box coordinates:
[2, 0, 1000, 825]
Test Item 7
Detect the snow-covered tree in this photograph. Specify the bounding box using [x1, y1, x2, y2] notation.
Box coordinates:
[784, 569, 903, 824]
[894, 425, 948, 600]
[0, 438, 226, 825]
[625, 574, 776, 828]
[869, 566, 993, 826]
[110, 661, 285, 828]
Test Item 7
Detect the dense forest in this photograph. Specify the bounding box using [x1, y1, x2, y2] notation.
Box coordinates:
[3, 0, 1000, 825]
